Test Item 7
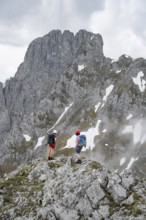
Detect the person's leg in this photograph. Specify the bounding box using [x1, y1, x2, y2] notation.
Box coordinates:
[48, 146, 54, 160]
[51, 149, 54, 159]
[75, 146, 82, 163]
[48, 143, 56, 160]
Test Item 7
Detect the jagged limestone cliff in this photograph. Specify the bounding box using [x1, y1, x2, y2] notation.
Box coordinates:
[0, 30, 146, 178]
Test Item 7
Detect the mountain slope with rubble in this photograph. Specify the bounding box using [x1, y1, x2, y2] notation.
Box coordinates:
[0, 156, 146, 220]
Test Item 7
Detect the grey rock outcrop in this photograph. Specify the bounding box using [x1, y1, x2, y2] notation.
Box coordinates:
[0, 156, 145, 220]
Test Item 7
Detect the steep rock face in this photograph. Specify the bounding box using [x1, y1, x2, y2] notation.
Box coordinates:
[0, 30, 105, 171]
[0, 156, 146, 220]
[0, 30, 146, 178]
[5, 30, 104, 121]
[0, 83, 10, 133]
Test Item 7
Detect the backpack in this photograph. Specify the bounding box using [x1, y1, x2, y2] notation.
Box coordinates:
[78, 134, 86, 147]
[48, 134, 55, 144]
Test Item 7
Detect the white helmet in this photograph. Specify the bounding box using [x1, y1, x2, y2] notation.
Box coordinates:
[53, 129, 57, 134]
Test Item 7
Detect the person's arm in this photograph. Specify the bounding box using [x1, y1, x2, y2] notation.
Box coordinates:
[54, 135, 57, 149]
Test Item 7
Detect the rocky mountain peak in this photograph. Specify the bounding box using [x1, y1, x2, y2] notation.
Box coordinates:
[0, 29, 146, 180]
[19, 29, 104, 81]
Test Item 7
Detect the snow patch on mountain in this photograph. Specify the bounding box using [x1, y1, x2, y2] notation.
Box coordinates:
[126, 114, 133, 120]
[47, 102, 73, 132]
[101, 85, 114, 108]
[95, 102, 101, 112]
[122, 118, 146, 145]
[122, 126, 133, 133]
[116, 70, 121, 73]
[34, 103, 74, 151]
[126, 157, 139, 170]
[132, 71, 146, 92]
[133, 120, 142, 144]
[34, 136, 45, 150]
[78, 64, 85, 72]
[91, 36, 94, 40]
[103, 85, 114, 101]
[65, 120, 101, 150]
[23, 134, 31, 142]
[120, 157, 126, 166]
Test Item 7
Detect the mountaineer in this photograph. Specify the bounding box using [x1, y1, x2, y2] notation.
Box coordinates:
[47, 130, 57, 160]
[75, 129, 86, 164]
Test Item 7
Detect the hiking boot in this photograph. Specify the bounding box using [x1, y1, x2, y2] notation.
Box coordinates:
[48, 157, 52, 160]
[76, 159, 82, 164]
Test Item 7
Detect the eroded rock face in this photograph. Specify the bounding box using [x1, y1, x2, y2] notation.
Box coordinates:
[0, 29, 146, 178]
[0, 156, 146, 220]
[0, 30, 105, 169]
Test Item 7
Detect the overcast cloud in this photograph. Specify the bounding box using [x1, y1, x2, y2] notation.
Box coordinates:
[0, 0, 146, 82]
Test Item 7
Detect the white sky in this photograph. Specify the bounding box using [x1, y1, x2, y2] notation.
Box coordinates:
[0, 0, 146, 82]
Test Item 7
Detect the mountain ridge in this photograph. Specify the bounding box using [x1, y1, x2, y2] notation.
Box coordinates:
[0, 155, 146, 220]
[0, 29, 146, 178]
